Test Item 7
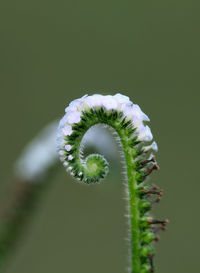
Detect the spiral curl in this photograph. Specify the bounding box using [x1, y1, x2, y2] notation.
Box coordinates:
[57, 93, 166, 273]
[57, 94, 157, 183]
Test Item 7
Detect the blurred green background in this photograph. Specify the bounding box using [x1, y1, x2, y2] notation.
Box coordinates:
[0, 0, 199, 272]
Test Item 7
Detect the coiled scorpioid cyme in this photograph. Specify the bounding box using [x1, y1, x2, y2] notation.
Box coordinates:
[57, 93, 167, 273]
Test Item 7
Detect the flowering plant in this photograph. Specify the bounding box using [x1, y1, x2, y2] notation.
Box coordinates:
[57, 93, 167, 273]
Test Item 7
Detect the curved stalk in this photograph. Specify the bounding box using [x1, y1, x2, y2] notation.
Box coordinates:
[123, 141, 140, 272]
[57, 94, 167, 273]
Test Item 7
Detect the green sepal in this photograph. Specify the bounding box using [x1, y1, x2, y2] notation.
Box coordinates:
[139, 200, 151, 213]
[141, 231, 155, 244]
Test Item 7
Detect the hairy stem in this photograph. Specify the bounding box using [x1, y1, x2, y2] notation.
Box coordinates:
[126, 147, 140, 272]
[119, 132, 140, 272]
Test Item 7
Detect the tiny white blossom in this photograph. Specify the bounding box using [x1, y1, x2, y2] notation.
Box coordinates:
[62, 124, 72, 136]
[114, 93, 130, 103]
[130, 105, 149, 123]
[68, 155, 73, 161]
[65, 144, 72, 151]
[59, 116, 67, 128]
[83, 94, 104, 109]
[142, 141, 158, 153]
[152, 141, 158, 152]
[136, 125, 153, 141]
[101, 95, 118, 110]
[65, 101, 81, 113]
[66, 111, 81, 124]
[123, 105, 136, 120]
[132, 104, 150, 122]
[65, 95, 87, 113]
[123, 104, 149, 127]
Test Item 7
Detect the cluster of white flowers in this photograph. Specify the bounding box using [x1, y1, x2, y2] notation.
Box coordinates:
[57, 93, 158, 156]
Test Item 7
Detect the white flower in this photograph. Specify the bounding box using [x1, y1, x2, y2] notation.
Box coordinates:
[83, 94, 104, 109]
[63, 161, 68, 167]
[66, 111, 81, 124]
[136, 125, 153, 141]
[123, 105, 136, 120]
[113, 93, 130, 104]
[62, 124, 72, 136]
[59, 115, 68, 128]
[123, 104, 150, 128]
[68, 155, 73, 161]
[132, 104, 150, 122]
[152, 141, 158, 152]
[99, 95, 117, 110]
[113, 94, 132, 112]
[65, 95, 87, 113]
[65, 144, 72, 151]
[143, 141, 158, 152]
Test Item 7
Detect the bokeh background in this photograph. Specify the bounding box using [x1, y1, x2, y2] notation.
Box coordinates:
[0, 1, 199, 272]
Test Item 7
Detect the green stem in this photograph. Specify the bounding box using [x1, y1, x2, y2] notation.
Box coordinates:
[121, 134, 140, 273]
[127, 149, 140, 272]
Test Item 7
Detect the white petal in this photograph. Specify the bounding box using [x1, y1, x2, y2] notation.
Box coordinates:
[101, 95, 118, 110]
[152, 141, 158, 152]
[114, 93, 130, 103]
[65, 144, 72, 151]
[84, 94, 104, 108]
[137, 125, 153, 141]
[134, 104, 150, 122]
[68, 155, 73, 161]
[59, 115, 68, 128]
[132, 104, 150, 122]
[65, 96, 86, 113]
[66, 111, 81, 124]
[62, 124, 72, 136]
[142, 141, 158, 152]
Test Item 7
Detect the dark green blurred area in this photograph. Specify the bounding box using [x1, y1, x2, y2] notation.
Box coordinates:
[0, 0, 199, 272]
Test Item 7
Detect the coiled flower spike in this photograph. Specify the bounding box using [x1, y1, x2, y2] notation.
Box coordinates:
[57, 93, 167, 273]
